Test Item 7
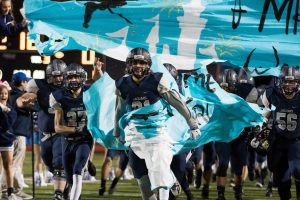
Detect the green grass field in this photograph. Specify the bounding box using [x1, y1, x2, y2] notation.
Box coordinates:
[22, 151, 295, 200]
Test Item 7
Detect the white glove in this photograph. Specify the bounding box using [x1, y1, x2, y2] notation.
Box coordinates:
[191, 129, 201, 140]
[250, 138, 259, 148]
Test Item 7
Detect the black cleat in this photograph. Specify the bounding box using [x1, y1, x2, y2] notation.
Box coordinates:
[53, 192, 63, 200]
[265, 182, 273, 197]
[265, 187, 273, 197]
[233, 185, 243, 200]
[184, 188, 195, 200]
[108, 187, 116, 195]
[201, 185, 209, 199]
[98, 187, 106, 196]
[169, 191, 176, 200]
[63, 184, 71, 200]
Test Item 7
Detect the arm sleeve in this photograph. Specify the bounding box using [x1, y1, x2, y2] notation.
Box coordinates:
[257, 91, 270, 108]
[26, 79, 39, 94]
[49, 93, 62, 110]
[158, 75, 198, 129]
[245, 87, 259, 103]
[257, 90, 272, 119]
[113, 89, 127, 137]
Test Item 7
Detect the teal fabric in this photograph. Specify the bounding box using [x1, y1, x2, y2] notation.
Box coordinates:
[83, 56, 265, 154]
[25, 0, 299, 69]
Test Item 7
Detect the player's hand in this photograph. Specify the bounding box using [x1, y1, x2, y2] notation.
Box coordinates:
[92, 58, 104, 81]
[94, 57, 104, 72]
[191, 128, 201, 140]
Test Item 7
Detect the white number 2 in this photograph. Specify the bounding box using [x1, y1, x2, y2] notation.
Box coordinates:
[66, 111, 86, 127]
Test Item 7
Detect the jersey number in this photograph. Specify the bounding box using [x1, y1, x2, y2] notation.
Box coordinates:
[275, 112, 297, 131]
[132, 100, 150, 110]
[66, 111, 86, 127]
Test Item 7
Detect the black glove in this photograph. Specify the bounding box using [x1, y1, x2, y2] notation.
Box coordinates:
[75, 125, 89, 135]
[250, 125, 271, 156]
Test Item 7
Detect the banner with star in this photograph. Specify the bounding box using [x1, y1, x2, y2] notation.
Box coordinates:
[25, 0, 299, 69]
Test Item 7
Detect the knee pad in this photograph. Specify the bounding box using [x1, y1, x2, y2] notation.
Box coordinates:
[53, 169, 66, 181]
[216, 165, 228, 177]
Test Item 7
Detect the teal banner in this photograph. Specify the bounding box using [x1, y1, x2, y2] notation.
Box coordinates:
[83, 56, 265, 152]
[25, 0, 300, 69]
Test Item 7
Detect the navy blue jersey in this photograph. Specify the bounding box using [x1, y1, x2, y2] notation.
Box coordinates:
[266, 87, 300, 139]
[116, 73, 163, 111]
[0, 14, 24, 38]
[35, 79, 62, 133]
[51, 86, 89, 137]
[11, 87, 34, 137]
[0, 105, 17, 147]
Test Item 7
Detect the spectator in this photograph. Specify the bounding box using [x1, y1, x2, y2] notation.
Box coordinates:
[1, 72, 33, 200]
[0, 81, 18, 200]
[0, 0, 26, 39]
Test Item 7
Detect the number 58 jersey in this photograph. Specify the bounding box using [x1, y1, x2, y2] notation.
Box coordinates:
[263, 86, 300, 140]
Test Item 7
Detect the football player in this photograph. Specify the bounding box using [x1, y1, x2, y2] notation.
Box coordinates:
[17, 59, 68, 200]
[258, 65, 300, 200]
[214, 68, 257, 200]
[114, 48, 201, 200]
[50, 60, 103, 200]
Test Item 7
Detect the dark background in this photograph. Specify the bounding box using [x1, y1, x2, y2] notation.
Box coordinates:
[0, 0, 126, 81]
